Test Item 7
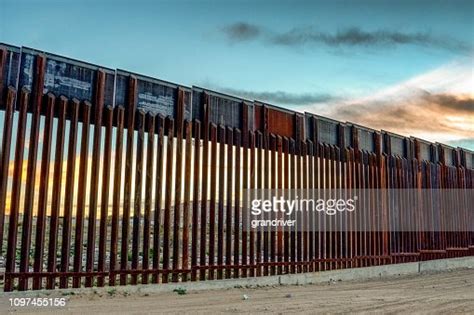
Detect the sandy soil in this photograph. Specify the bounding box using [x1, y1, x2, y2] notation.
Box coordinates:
[1, 269, 473, 314]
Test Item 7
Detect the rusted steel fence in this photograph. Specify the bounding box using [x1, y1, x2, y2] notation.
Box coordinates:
[0, 43, 473, 291]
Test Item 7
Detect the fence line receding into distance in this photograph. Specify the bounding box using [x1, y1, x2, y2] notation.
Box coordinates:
[0, 43, 473, 291]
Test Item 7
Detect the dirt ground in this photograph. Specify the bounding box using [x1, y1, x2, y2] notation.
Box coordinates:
[1, 269, 473, 314]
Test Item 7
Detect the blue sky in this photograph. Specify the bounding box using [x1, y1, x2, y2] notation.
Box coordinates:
[1, 0, 473, 147]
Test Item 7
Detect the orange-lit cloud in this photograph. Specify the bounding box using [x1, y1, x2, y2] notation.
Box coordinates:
[304, 57, 474, 148]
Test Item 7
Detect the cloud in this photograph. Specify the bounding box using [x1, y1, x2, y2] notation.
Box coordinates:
[330, 91, 473, 132]
[272, 27, 471, 52]
[422, 93, 474, 113]
[221, 22, 472, 53]
[333, 90, 473, 117]
[219, 87, 337, 105]
[300, 59, 474, 148]
[312, 91, 474, 150]
[222, 22, 261, 41]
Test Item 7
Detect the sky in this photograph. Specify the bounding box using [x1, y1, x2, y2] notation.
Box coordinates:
[0, 0, 473, 148]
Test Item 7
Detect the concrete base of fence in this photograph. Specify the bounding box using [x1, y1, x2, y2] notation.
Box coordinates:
[279, 261, 421, 286]
[3, 256, 474, 297]
[418, 256, 474, 273]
